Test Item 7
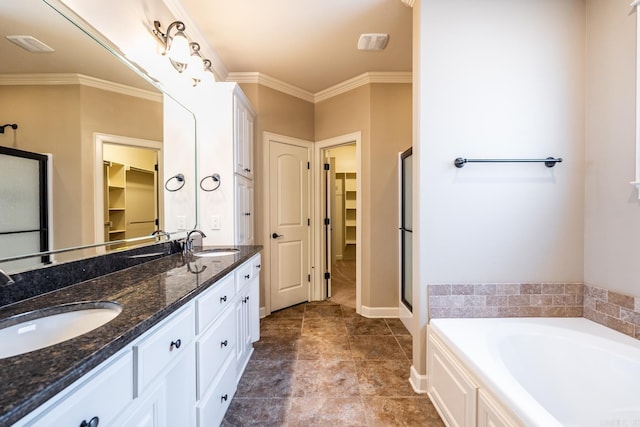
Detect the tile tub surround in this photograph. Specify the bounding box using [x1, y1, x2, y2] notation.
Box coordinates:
[583, 284, 640, 340]
[0, 245, 262, 426]
[428, 283, 584, 318]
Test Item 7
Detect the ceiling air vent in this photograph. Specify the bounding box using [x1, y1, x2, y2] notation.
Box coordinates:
[5, 35, 54, 53]
[357, 33, 389, 51]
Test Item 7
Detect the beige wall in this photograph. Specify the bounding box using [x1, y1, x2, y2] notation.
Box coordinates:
[584, 0, 639, 297]
[0, 84, 162, 253]
[0, 85, 83, 251]
[315, 83, 412, 309]
[239, 83, 315, 307]
[370, 83, 412, 307]
[80, 86, 162, 247]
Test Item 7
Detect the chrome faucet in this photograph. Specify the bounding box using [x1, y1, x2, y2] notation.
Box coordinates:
[184, 229, 207, 253]
[0, 269, 15, 286]
[151, 230, 171, 241]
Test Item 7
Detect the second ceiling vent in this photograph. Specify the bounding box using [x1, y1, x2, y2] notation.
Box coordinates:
[357, 33, 389, 51]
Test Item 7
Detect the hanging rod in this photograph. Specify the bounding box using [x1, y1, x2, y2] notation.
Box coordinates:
[454, 157, 563, 168]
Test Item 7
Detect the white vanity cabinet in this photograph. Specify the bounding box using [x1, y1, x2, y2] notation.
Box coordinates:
[234, 255, 261, 378]
[195, 253, 261, 426]
[235, 175, 254, 245]
[15, 254, 261, 427]
[132, 304, 197, 427]
[14, 350, 133, 427]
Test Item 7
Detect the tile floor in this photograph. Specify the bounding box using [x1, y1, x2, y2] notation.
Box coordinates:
[222, 301, 445, 426]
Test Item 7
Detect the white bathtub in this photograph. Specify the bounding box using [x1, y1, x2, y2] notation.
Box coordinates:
[428, 317, 640, 427]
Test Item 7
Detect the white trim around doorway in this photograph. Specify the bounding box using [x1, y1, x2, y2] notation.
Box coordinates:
[314, 132, 362, 314]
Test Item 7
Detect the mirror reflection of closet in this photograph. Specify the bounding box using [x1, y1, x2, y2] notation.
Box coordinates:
[102, 142, 159, 250]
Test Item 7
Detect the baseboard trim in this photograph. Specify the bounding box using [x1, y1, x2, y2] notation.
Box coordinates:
[409, 365, 428, 394]
[359, 305, 400, 318]
[259, 306, 268, 319]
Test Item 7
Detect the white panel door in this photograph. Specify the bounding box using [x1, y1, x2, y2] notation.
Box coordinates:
[269, 137, 311, 312]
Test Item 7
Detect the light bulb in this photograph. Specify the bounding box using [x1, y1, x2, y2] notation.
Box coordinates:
[166, 31, 190, 64]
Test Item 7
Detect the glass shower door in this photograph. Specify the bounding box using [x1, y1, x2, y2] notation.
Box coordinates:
[0, 146, 49, 271]
[400, 147, 413, 311]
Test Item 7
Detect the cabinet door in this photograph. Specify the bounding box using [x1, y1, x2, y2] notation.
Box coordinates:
[235, 175, 254, 245]
[233, 95, 254, 179]
[22, 351, 133, 427]
[115, 381, 166, 427]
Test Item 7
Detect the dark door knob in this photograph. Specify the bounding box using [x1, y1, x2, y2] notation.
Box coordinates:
[272, 233, 283, 239]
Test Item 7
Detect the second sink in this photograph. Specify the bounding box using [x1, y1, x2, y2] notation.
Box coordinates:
[0, 301, 122, 359]
[193, 248, 240, 258]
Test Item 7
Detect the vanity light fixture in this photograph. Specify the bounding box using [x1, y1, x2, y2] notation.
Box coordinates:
[152, 20, 216, 87]
[153, 21, 190, 65]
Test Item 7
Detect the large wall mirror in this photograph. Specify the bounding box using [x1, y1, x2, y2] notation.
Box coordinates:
[0, 0, 197, 273]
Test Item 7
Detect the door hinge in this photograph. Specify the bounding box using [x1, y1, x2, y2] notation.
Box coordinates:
[324, 272, 331, 280]
[308, 218, 311, 226]
[307, 274, 311, 282]
[155, 218, 159, 226]
[307, 161, 310, 169]
[154, 164, 158, 171]
[324, 218, 330, 226]
[324, 163, 330, 171]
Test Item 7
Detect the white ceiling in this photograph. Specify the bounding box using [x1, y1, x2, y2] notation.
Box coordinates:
[178, 0, 413, 94]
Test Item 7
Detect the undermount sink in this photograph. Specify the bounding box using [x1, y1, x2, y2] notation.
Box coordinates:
[0, 301, 122, 359]
[193, 248, 240, 258]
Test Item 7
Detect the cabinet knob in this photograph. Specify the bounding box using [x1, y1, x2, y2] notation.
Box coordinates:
[244, 212, 251, 216]
[80, 417, 99, 427]
[220, 295, 227, 303]
[244, 274, 250, 280]
[221, 340, 228, 348]
[256, 264, 261, 269]
[221, 394, 229, 403]
[243, 168, 251, 173]
[170, 339, 182, 351]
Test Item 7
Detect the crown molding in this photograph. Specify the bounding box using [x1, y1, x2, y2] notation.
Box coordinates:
[0, 73, 162, 102]
[314, 71, 413, 103]
[227, 71, 412, 104]
[162, 0, 229, 82]
[227, 72, 315, 103]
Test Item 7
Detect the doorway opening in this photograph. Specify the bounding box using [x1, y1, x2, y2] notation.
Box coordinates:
[93, 134, 162, 247]
[314, 132, 362, 312]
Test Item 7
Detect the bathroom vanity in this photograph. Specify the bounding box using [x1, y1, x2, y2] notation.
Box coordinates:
[0, 245, 261, 427]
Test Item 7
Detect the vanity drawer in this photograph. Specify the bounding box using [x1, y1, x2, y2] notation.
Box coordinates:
[134, 304, 195, 396]
[235, 258, 255, 292]
[196, 273, 235, 334]
[196, 357, 237, 427]
[26, 350, 133, 427]
[196, 306, 236, 399]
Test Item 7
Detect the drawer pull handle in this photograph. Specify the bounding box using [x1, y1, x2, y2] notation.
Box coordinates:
[170, 339, 182, 351]
[244, 274, 250, 279]
[221, 394, 228, 402]
[220, 295, 227, 303]
[221, 340, 228, 348]
[80, 417, 99, 427]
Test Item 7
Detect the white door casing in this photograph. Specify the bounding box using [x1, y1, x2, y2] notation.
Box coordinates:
[313, 132, 362, 311]
[266, 133, 312, 312]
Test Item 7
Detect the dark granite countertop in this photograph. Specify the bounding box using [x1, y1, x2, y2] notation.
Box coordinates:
[0, 245, 262, 426]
